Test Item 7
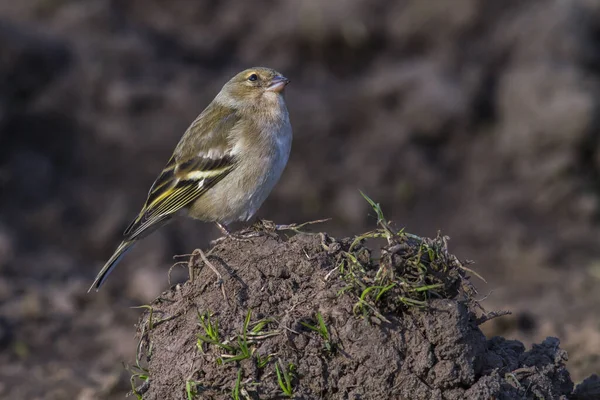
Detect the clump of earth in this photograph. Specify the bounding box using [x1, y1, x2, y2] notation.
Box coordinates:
[133, 221, 600, 399]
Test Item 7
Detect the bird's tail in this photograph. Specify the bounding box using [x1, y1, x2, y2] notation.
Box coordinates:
[88, 240, 136, 292]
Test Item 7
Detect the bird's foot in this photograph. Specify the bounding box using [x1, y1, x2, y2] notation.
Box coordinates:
[253, 218, 332, 233]
[211, 222, 264, 245]
[211, 218, 331, 246]
[250, 219, 278, 232]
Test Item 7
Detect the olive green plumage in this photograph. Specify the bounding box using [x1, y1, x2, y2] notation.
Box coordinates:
[89, 67, 292, 291]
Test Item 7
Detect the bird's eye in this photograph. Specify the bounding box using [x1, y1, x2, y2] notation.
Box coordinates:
[248, 73, 258, 82]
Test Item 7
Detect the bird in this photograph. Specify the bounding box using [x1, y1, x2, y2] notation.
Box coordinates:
[89, 67, 292, 292]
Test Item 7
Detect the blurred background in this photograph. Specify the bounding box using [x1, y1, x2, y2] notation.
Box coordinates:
[1, 0, 600, 398]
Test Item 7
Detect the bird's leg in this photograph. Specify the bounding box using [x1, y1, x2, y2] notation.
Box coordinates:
[216, 222, 232, 237]
[211, 222, 235, 245]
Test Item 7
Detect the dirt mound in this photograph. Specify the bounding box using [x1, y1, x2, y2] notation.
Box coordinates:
[132, 219, 594, 399]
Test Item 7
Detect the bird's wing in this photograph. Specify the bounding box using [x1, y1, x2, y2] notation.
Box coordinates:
[122, 103, 240, 240]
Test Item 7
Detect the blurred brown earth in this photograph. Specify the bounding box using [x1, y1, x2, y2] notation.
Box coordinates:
[1, 0, 600, 398]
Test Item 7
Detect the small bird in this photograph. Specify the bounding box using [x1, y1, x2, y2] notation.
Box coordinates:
[89, 67, 292, 291]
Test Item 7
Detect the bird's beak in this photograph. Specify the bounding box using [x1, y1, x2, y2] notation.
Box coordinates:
[266, 75, 290, 93]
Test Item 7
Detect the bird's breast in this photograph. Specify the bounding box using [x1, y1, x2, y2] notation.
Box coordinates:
[188, 118, 292, 224]
[233, 120, 292, 221]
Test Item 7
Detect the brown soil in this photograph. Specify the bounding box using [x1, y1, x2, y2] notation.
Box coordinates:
[134, 231, 597, 400]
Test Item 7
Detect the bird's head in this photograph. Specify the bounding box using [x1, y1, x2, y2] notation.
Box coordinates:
[217, 67, 290, 110]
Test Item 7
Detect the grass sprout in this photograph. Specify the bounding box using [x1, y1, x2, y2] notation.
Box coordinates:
[197, 311, 234, 353]
[185, 380, 203, 400]
[300, 312, 336, 353]
[256, 353, 272, 369]
[275, 359, 295, 398]
[231, 369, 242, 400]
